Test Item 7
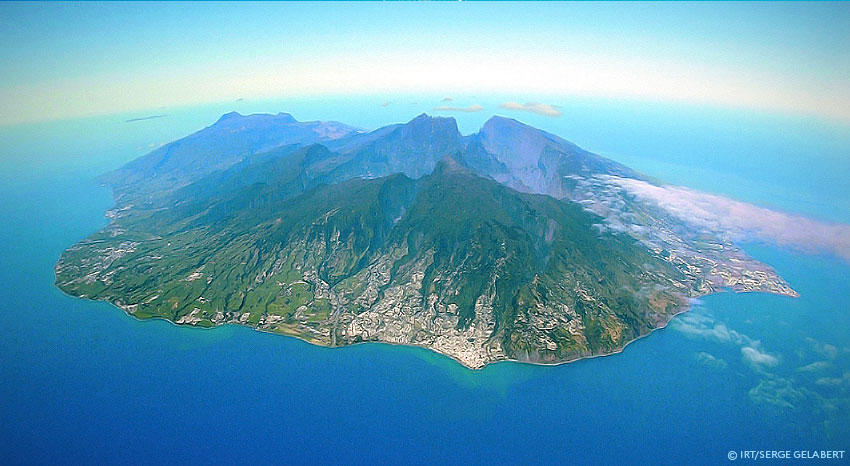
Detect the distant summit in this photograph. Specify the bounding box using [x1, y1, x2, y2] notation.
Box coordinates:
[99, 112, 360, 200]
[215, 111, 243, 123]
[215, 111, 296, 124]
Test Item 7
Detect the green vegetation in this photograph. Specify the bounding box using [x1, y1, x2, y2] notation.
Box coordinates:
[56, 155, 686, 366]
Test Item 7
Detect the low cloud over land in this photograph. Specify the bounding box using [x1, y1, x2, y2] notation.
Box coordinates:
[603, 176, 850, 261]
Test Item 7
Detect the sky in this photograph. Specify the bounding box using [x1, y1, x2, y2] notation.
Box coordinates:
[0, 1, 849, 126]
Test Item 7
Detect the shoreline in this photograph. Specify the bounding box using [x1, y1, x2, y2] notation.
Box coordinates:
[52, 270, 797, 370]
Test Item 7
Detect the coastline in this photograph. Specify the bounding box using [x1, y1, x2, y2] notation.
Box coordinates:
[54, 271, 796, 370]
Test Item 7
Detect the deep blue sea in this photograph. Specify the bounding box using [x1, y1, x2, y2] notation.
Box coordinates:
[1, 96, 849, 465]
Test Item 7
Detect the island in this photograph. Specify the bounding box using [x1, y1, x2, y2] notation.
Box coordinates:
[55, 112, 797, 368]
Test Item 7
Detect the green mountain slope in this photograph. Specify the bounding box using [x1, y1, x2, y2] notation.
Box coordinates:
[56, 157, 687, 367]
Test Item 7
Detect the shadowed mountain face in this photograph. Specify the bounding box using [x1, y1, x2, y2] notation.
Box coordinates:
[56, 112, 796, 368]
[302, 113, 463, 186]
[460, 116, 639, 197]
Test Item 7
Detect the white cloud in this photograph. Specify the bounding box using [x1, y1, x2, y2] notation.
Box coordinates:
[603, 176, 850, 261]
[742, 346, 780, 368]
[806, 338, 840, 360]
[499, 102, 562, 117]
[433, 104, 484, 113]
[441, 96, 454, 102]
[674, 310, 780, 370]
[673, 312, 747, 345]
[797, 361, 833, 372]
[815, 373, 850, 387]
[696, 352, 728, 370]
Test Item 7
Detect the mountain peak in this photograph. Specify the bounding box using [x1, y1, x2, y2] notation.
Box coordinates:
[275, 112, 297, 123]
[478, 114, 575, 152]
[407, 112, 456, 126]
[480, 115, 532, 135]
[302, 143, 335, 165]
[216, 111, 244, 124]
[399, 113, 461, 140]
[215, 111, 298, 125]
[433, 154, 470, 176]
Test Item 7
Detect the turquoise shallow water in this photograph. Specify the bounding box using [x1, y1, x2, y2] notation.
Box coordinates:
[1, 97, 849, 465]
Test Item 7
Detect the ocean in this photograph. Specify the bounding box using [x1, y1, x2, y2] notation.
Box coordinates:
[1, 96, 848, 465]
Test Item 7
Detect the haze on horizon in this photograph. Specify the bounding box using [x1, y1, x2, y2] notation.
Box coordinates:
[0, 1, 848, 126]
